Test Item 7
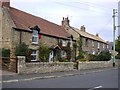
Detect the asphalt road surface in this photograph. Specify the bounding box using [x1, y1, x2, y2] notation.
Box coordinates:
[2, 68, 119, 89]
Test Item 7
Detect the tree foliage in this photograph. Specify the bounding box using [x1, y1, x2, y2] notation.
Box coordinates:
[76, 36, 84, 60]
[1, 48, 10, 57]
[96, 51, 111, 61]
[38, 42, 50, 62]
[15, 43, 29, 56]
[115, 36, 120, 59]
[63, 41, 71, 61]
[88, 51, 111, 61]
[15, 43, 32, 61]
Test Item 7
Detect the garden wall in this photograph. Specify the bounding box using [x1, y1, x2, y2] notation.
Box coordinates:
[78, 61, 113, 70]
[17, 56, 74, 74]
[17, 56, 116, 74]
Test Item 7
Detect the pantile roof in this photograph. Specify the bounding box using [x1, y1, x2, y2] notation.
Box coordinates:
[8, 7, 70, 39]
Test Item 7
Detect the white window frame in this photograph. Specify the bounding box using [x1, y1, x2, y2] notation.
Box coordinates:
[103, 44, 105, 49]
[107, 45, 109, 49]
[98, 42, 100, 49]
[62, 40, 66, 47]
[70, 39, 73, 47]
[49, 51, 54, 62]
[92, 50, 95, 55]
[32, 30, 38, 44]
[92, 40, 94, 47]
[31, 50, 37, 61]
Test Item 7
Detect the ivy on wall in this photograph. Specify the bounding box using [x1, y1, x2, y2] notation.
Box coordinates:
[77, 35, 84, 60]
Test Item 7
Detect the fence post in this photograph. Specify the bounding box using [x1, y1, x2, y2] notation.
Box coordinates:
[17, 56, 26, 74]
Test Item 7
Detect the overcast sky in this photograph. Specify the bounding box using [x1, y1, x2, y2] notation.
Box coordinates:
[10, 0, 119, 42]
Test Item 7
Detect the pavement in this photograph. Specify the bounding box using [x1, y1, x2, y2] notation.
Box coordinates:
[0, 67, 118, 83]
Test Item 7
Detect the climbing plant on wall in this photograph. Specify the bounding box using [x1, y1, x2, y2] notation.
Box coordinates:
[77, 35, 84, 60]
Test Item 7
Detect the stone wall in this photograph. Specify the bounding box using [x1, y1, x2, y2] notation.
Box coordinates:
[17, 56, 74, 74]
[17, 56, 115, 74]
[78, 61, 113, 70]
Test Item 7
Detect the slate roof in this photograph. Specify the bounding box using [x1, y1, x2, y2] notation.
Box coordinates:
[8, 7, 70, 39]
[71, 27, 107, 43]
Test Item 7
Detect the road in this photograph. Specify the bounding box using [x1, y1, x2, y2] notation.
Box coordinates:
[2, 68, 119, 89]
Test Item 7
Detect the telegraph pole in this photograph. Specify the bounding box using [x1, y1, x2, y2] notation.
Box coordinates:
[112, 9, 117, 67]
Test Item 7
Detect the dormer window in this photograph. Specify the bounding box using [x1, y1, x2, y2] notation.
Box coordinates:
[30, 25, 40, 45]
[32, 30, 38, 44]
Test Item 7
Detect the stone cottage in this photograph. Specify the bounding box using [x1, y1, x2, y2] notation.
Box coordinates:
[0, 0, 76, 62]
[62, 17, 109, 55]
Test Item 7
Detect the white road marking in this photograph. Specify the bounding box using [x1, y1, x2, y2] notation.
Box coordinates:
[88, 86, 103, 90]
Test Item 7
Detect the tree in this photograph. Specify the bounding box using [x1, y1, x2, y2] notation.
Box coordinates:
[15, 43, 29, 56]
[115, 36, 120, 59]
[38, 42, 50, 62]
[15, 43, 31, 61]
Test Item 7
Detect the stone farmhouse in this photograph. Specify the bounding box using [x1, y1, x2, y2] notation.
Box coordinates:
[0, 0, 110, 63]
[0, 0, 76, 62]
[62, 17, 109, 55]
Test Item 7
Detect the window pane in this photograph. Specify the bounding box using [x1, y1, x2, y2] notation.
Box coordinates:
[32, 50, 36, 54]
[31, 50, 37, 61]
[33, 30, 38, 35]
[31, 55, 36, 60]
[32, 37, 37, 42]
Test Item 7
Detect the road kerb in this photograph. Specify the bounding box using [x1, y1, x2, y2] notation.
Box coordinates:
[1, 68, 117, 83]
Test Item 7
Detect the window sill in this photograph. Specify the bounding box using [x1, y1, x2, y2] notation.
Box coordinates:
[31, 60, 39, 62]
[32, 42, 38, 45]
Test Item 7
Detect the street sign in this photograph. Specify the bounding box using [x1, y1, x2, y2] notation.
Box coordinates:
[110, 50, 118, 56]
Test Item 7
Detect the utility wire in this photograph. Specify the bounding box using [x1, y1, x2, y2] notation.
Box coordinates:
[50, 1, 112, 15]
[98, 18, 112, 34]
[70, 0, 116, 10]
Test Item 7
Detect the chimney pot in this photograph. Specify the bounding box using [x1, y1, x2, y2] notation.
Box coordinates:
[61, 17, 70, 27]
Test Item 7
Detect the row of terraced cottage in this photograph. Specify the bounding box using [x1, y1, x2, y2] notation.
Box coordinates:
[0, 0, 111, 63]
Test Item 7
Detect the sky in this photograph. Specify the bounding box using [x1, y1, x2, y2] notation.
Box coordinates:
[10, 0, 119, 42]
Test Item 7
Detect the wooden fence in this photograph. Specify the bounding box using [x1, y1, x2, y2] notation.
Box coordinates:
[1, 57, 18, 73]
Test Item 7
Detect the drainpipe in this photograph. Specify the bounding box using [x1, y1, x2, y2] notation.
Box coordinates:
[20, 31, 22, 44]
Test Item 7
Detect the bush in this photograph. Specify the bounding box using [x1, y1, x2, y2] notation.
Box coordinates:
[15, 43, 31, 62]
[15, 43, 29, 56]
[79, 58, 87, 62]
[115, 36, 120, 59]
[76, 52, 84, 60]
[96, 51, 111, 61]
[38, 42, 50, 62]
[2, 48, 10, 57]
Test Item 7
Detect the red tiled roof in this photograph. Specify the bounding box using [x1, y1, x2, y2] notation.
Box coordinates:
[8, 7, 70, 39]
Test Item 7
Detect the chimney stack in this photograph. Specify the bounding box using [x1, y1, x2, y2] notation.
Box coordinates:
[61, 17, 70, 27]
[0, 0, 10, 7]
[96, 33, 99, 37]
[81, 25, 85, 32]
